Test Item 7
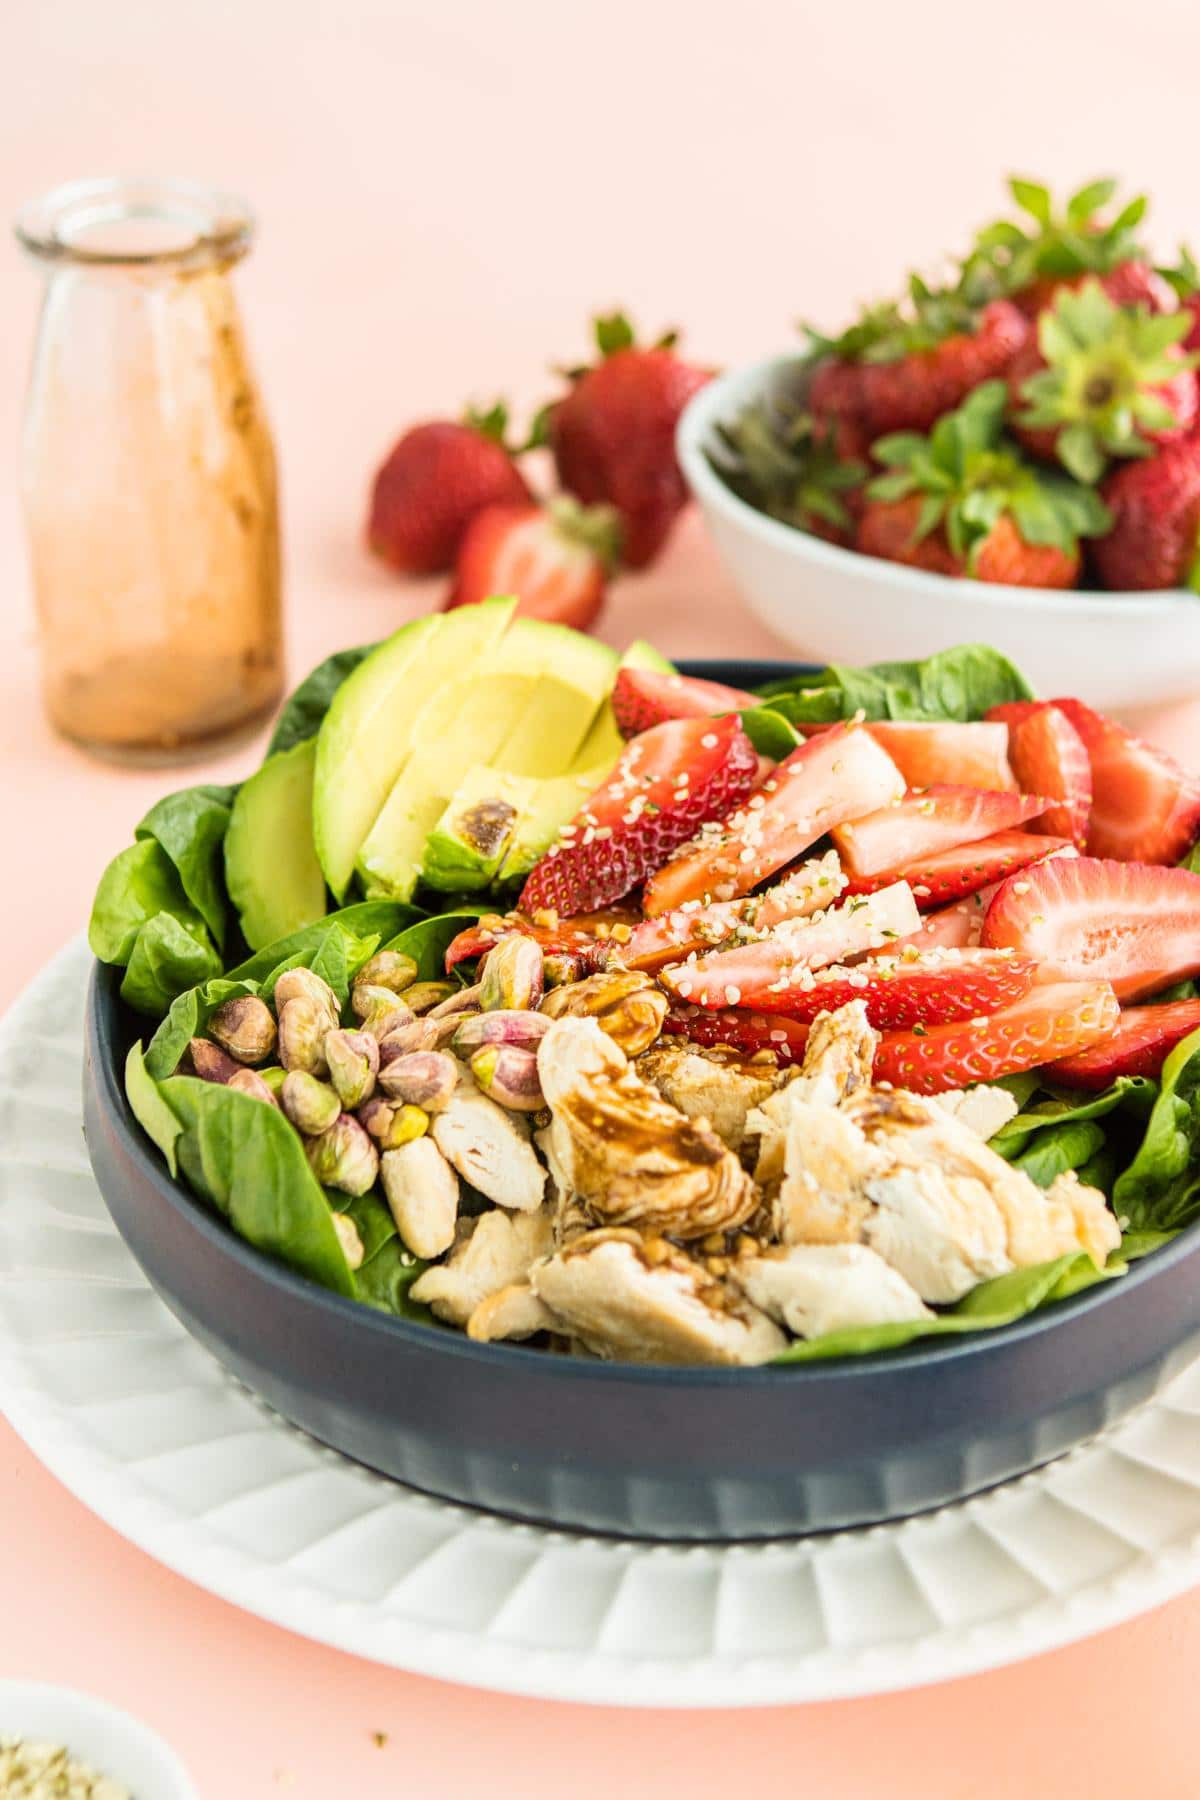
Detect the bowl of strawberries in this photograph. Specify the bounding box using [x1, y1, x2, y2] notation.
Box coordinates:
[679, 178, 1200, 711]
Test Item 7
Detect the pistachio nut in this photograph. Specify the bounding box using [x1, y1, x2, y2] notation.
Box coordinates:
[543, 951, 586, 988]
[303, 1112, 380, 1197]
[332, 1210, 365, 1270]
[355, 950, 418, 996]
[324, 1027, 380, 1110]
[468, 1043, 544, 1111]
[207, 995, 277, 1066]
[226, 1067, 279, 1106]
[258, 1065, 287, 1095]
[428, 982, 483, 1019]
[377, 1048, 458, 1111]
[353, 986, 417, 1041]
[281, 1069, 342, 1136]
[277, 995, 331, 1076]
[539, 969, 668, 1056]
[357, 1094, 430, 1150]
[480, 934, 544, 1013]
[452, 1009, 551, 1055]
[188, 1037, 240, 1084]
[377, 1015, 439, 1060]
[402, 980, 456, 1015]
[272, 966, 339, 1025]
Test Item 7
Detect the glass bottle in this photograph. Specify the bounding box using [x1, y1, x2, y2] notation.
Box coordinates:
[15, 177, 284, 762]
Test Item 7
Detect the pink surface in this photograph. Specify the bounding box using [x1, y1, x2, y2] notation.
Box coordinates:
[5, 2, 1200, 1793]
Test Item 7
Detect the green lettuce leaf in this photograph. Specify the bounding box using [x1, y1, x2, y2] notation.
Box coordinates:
[135, 784, 234, 948]
[156, 1072, 356, 1296]
[381, 909, 485, 981]
[1113, 1028, 1200, 1232]
[267, 643, 377, 757]
[736, 707, 801, 760]
[1009, 1119, 1107, 1188]
[990, 1077, 1155, 1159]
[225, 900, 422, 988]
[124, 1042, 183, 1175]
[759, 644, 1036, 726]
[89, 839, 207, 966]
[120, 912, 223, 1017]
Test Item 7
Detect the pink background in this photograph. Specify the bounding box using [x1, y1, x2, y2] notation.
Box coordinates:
[5, 2, 1200, 1792]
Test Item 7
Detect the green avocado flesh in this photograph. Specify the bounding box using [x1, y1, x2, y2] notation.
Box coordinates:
[224, 739, 327, 950]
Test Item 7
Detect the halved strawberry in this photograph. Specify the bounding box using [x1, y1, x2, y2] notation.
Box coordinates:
[874, 980, 1120, 1094]
[982, 855, 1200, 1000]
[642, 722, 905, 916]
[611, 667, 759, 738]
[832, 785, 1051, 878]
[659, 883, 922, 1010]
[986, 701, 1092, 848]
[661, 1003, 811, 1065]
[862, 720, 1017, 792]
[1050, 998, 1200, 1088]
[1050, 698, 1200, 864]
[737, 946, 1036, 1029]
[519, 715, 757, 915]
[845, 830, 1069, 909]
[621, 854, 847, 972]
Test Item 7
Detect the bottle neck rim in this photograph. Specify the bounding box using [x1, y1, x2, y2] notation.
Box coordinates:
[14, 176, 254, 272]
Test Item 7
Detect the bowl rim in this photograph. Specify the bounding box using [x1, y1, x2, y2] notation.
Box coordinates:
[0, 1679, 197, 1798]
[676, 355, 1199, 617]
[88, 655, 1200, 1391]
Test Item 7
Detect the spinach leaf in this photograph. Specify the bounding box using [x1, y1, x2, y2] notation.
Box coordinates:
[267, 643, 377, 757]
[144, 975, 262, 1080]
[89, 839, 206, 966]
[773, 1246, 1124, 1364]
[382, 909, 484, 981]
[157, 1073, 356, 1295]
[1113, 1028, 1200, 1232]
[760, 644, 1036, 726]
[135, 784, 234, 948]
[736, 707, 801, 760]
[333, 1191, 432, 1318]
[120, 912, 223, 1017]
[1010, 1119, 1106, 1188]
[1077, 1145, 1118, 1198]
[261, 921, 383, 1008]
[1181, 837, 1200, 874]
[225, 900, 422, 987]
[1150, 978, 1198, 1003]
[124, 1042, 183, 1175]
[989, 1077, 1154, 1159]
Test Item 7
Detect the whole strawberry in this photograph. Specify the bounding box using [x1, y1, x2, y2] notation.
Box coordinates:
[807, 281, 1029, 449]
[859, 379, 1109, 588]
[1009, 280, 1198, 482]
[1090, 436, 1200, 590]
[368, 404, 531, 574]
[547, 314, 711, 568]
[1159, 246, 1200, 354]
[961, 176, 1168, 318]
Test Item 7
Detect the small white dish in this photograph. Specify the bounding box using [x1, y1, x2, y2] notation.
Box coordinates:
[677, 355, 1200, 713]
[0, 1682, 196, 1799]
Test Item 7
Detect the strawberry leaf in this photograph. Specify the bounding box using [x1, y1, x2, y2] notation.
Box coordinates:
[1011, 177, 1053, 225]
[593, 312, 636, 356]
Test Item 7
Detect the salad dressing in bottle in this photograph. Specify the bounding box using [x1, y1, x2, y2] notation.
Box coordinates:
[15, 177, 284, 762]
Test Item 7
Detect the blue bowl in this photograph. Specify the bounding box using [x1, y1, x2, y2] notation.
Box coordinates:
[82, 660, 1200, 1540]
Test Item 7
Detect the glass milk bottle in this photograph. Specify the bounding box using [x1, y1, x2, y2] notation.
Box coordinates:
[15, 177, 284, 761]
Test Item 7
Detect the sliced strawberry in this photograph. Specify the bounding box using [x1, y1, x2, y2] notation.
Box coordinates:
[611, 667, 759, 738]
[986, 701, 1092, 848]
[661, 1003, 811, 1065]
[621, 853, 847, 972]
[983, 855, 1200, 1001]
[845, 830, 1069, 910]
[874, 980, 1120, 1095]
[659, 883, 922, 1010]
[735, 946, 1036, 1029]
[443, 909, 635, 973]
[832, 785, 1051, 878]
[519, 715, 757, 916]
[642, 722, 905, 916]
[864, 721, 1017, 792]
[1050, 697, 1200, 864]
[1050, 998, 1200, 1089]
[865, 886, 998, 956]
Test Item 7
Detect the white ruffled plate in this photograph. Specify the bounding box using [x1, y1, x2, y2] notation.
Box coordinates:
[3, 938, 1200, 1707]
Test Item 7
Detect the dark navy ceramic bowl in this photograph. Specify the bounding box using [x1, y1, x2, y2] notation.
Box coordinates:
[82, 660, 1200, 1541]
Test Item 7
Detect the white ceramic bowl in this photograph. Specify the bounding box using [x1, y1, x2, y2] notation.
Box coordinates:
[677, 355, 1200, 713]
[0, 1683, 197, 1799]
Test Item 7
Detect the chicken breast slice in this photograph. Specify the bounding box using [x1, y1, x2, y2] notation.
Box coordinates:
[467, 1282, 560, 1342]
[636, 1042, 779, 1150]
[931, 1084, 1019, 1141]
[430, 1064, 546, 1212]
[732, 1243, 932, 1338]
[537, 1017, 758, 1239]
[745, 998, 879, 1188]
[380, 1137, 459, 1258]
[410, 1206, 555, 1327]
[530, 1230, 786, 1366]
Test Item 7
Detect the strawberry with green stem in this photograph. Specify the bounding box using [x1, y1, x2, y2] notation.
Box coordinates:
[859, 380, 1110, 587]
[709, 392, 865, 546]
[961, 175, 1169, 318]
[1009, 280, 1198, 482]
[1157, 245, 1200, 354]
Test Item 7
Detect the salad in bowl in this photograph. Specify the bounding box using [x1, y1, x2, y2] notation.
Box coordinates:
[90, 602, 1200, 1369]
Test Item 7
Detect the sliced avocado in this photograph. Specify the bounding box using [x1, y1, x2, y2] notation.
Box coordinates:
[621, 637, 676, 675]
[422, 765, 537, 891]
[225, 739, 327, 950]
[312, 597, 516, 900]
[492, 622, 616, 776]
